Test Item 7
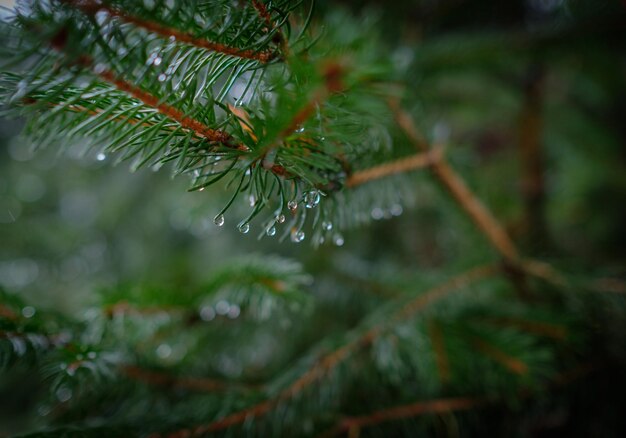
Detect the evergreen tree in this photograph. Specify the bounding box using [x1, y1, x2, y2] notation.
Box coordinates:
[1, 0, 625, 436]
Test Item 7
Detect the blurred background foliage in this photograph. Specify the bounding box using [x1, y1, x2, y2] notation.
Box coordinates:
[1, 0, 625, 436]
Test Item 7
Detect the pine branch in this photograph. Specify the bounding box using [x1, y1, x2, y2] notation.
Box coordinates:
[388, 99, 520, 263]
[121, 365, 259, 393]
[63, 0, 278, 63]
[468, 336, 529, 375]
[322, 397, 486, 437]
[345, 150, 440, 188]
[427, 319, 451, 384]
[93, 63, 241, 148]
[161, 264, 499, 437]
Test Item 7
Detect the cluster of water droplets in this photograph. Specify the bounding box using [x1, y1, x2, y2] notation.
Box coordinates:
[209, 186, 347, 246]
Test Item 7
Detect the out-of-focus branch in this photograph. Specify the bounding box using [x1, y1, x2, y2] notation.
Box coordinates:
[519, 63, 548, 251]
[161, 264, 499, 437]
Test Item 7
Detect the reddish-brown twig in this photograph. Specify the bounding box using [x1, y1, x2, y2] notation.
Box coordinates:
[63, 0, 277, 63]
[345, 150, 441, 188]
[388, 99, 520, 263]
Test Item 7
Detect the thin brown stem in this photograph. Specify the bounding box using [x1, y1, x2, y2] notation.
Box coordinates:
[335, 397, 485, 434]
[469, 336, 529, 375]
[64, 0, 277, 63]
[252, 0, 289, 57]
[161, 264, 498, 437]
[388, 99, 520, 263]
[121, 365, 260, 393]
[345, 150, 441, 188]
[322, 359, 605, 437]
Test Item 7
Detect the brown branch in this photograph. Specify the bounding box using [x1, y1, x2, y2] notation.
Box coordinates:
[251, 0, 289, 57]
[388, 99, 520, 262]
[322, 359, 605, 437]
[329, 397, 486, 436]
[94, 67, 242, 147]
[469, 337, 529, 375]
[121, 365, 260, 393]
[428, 320, 451, 384]
[480, 316, 567, 340]
[64, 0, 277, 63]
[162, 264, 498, 437]
[345, 150, 441, 188]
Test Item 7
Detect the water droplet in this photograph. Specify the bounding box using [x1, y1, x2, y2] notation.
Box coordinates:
[93, 63, 106, 74]
[200, 306, 216, 321]
[215, 300, 230, 315]
[227, 304, 241, 319]
[56, 386, 72, 402]
[276, 214, 286, 223]
[214, 214, 225, 227]
[390, 204, 403, 216]
[287, 200, 298, 211]
[305, 190, 320, 209]
[291, 230, 305, 243]
[371, 207, 384, 220]
[96, 153, 106, 161]
[156, 343, 171, 358]
[153, 56, 162, 66]
[248, 194, 257, 207]
[158, 73, 167, 82]
[245, 168, 251, 176]
[168, 35, 176, 42]
[238, 222, 250, 234]
[95, 10, 109, 24]
[322, 221, 333, 231]
[266, 225, 276, 236]
[21, 306, 35, 318]
[333, 233, 344, 246]
[319, 136, 326, 141]
[295, 125, 305, 133]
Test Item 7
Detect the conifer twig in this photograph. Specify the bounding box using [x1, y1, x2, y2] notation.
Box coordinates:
[345, 150, 441, 188]
[121, 365, 260, 392]
[63, 0, 277, 63]
[252, 0, 289, 57]
[162, 264, 498, 437]
[321, 397, 486, 437]
[469, 337, 529, 375]
[94, 67, 241, 148]
[388, 99, 520, 263]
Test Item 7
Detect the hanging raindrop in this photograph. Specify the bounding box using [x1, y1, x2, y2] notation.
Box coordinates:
[158, 73, 167, 82]
[291, 230, 305, 243]
[213, 214, 225, 227]
[276, 214, 286, 223]
[248, 194, 257, 207]
[295, 125, 305, 133]
[305, 190, 320, 209]
[322, 220, 333, 231]
[238, 222, 250, 234]
[96, 153, 106, 161]
[390, 204, 403, 216]
[266, 225, 277, 236]
[287, 200, 298, 212]
[333, 233, 345, 246]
